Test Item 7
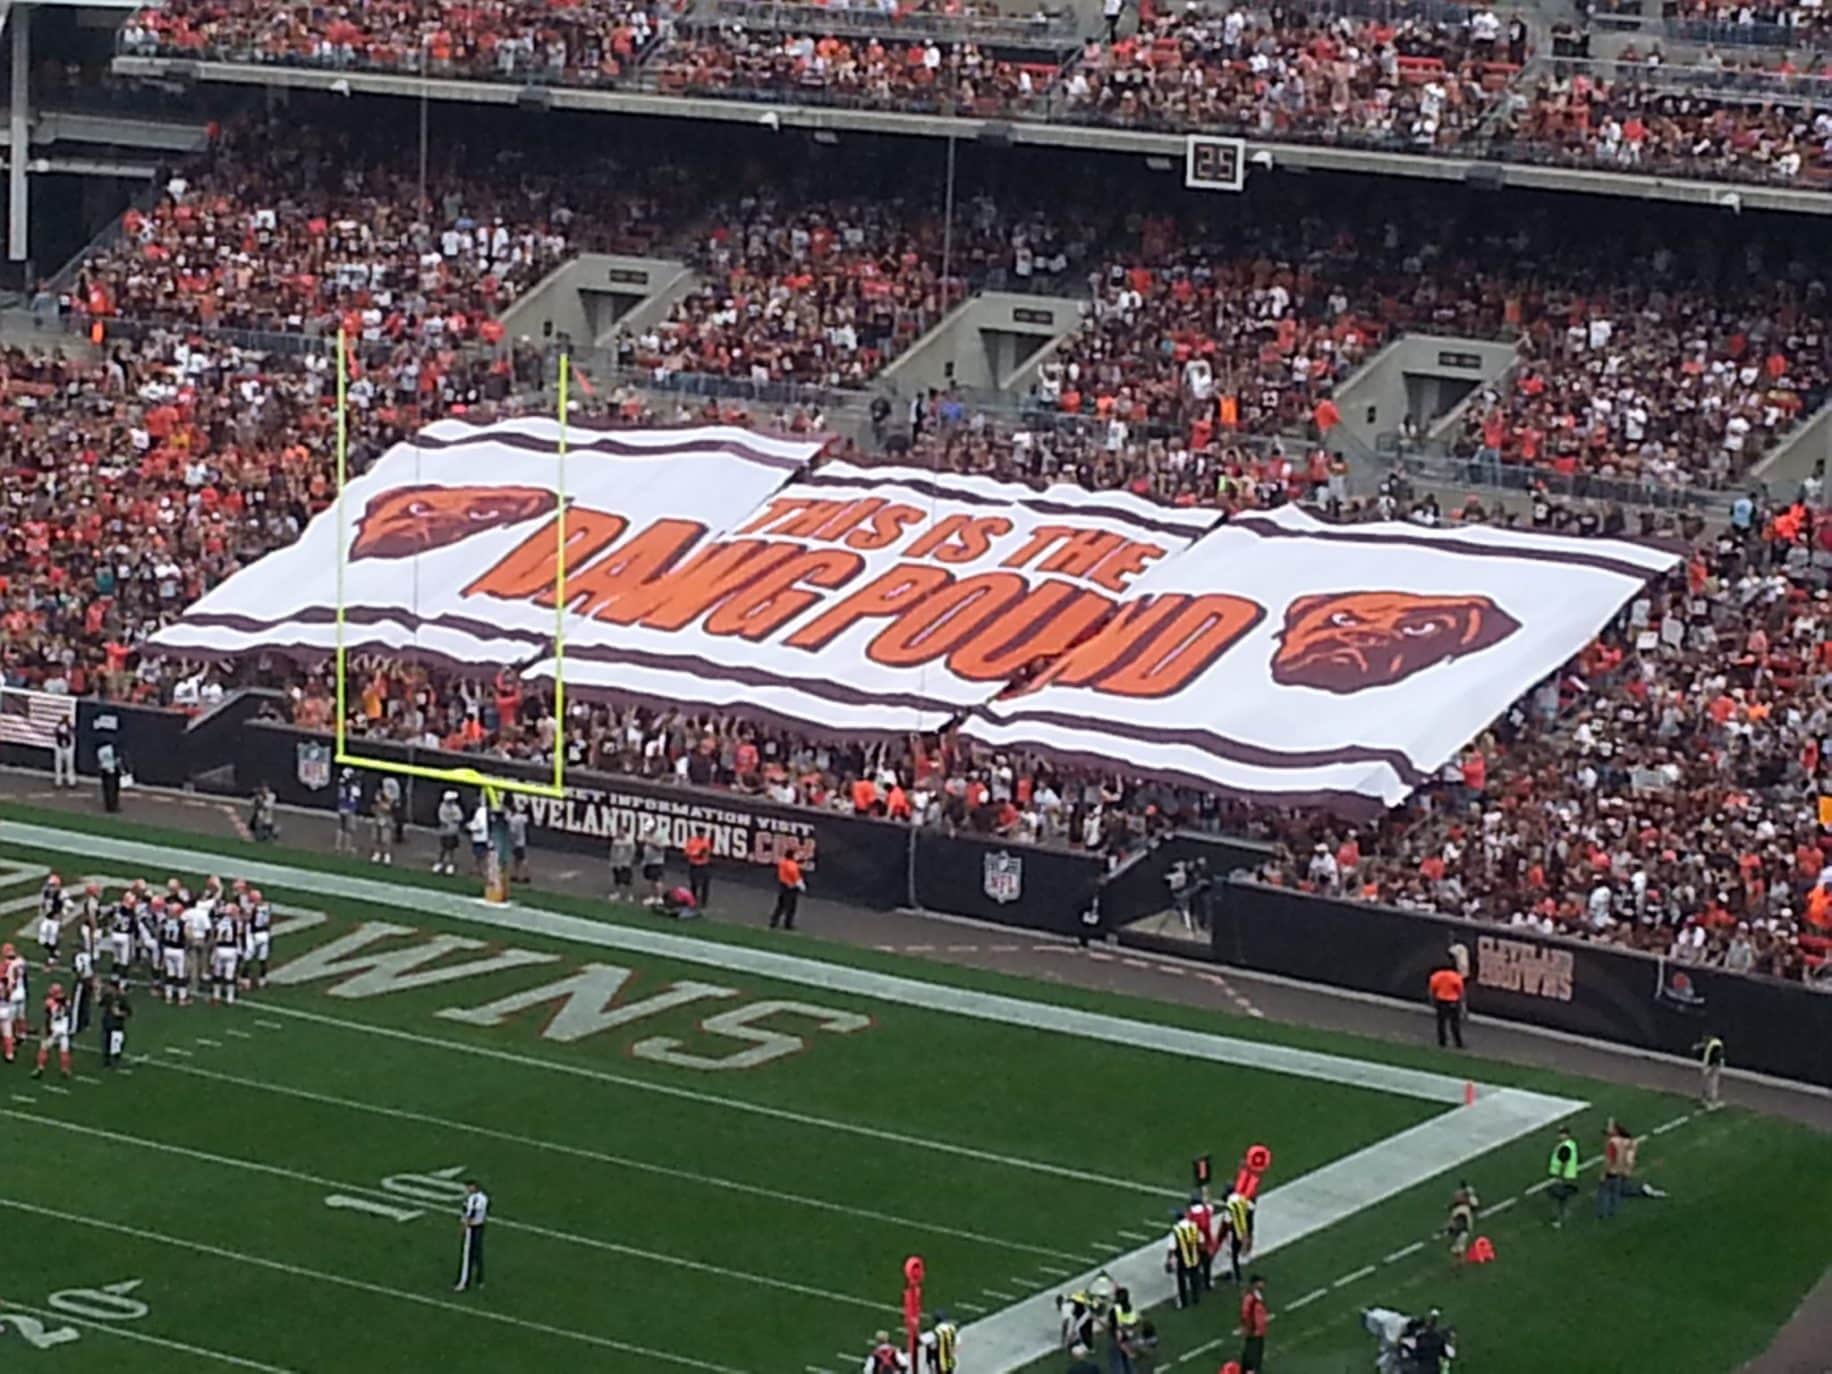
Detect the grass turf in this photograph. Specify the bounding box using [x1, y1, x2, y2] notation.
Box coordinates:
[2, 807, 1828, 1374]
[0, 830, 1429, 1373]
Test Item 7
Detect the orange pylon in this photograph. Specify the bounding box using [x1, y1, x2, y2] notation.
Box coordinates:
[1466, 1235, 1497, 1264]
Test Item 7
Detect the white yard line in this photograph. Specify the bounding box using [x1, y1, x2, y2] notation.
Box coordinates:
[1480, 1197, 1518, 1218]
[260, 1000, 1162, 1194]
[1651, 1113, 1693, 1136]
[1522, 1177, 1559, 1196]
[2, 1110, 891, 1316]
[1382, 1240, 1426, 1263]
[224, 1028, 254, 1039]
[1332, 1264, 1377, 1288]
[0, 1298, 301, 1373]
[1175, 1335, 1227, 1365]
[0, 1195, 743, 1373]
[957, 1086, 1583, 1369]
[5, 819, 1481, 1106]
[1287, 1288, 1328, 1311]
[163, 1046, 194, 1057]
[194, 1037, 224, 1048]
[133, 1052, 1079, 1262]
[39, 1083, 69, 1095]
[9, 1094, 35, 1105]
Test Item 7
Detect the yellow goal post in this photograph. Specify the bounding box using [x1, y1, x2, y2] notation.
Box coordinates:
[330, 329, 573, 831]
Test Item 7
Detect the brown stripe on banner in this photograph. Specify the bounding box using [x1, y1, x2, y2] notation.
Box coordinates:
[403, 430, 810, 472]
[1227, 516, 1670, 582]
[969, 704, 1429, 786]
[957, 727, 1390, 822]
[159, 607, 971, 719]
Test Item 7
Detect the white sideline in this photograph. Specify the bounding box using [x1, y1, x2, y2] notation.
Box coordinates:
[956, 1085, 1583, 1370]
[11, 819, 1485, 1105]
[4, 818, 1590, 1371]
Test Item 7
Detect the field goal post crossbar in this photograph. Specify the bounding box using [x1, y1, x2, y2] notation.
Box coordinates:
[331, 330, 573, 891]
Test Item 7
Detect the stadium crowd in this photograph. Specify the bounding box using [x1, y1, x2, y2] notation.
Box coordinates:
[4, 122, 1831, 984]
[119, 0, 679, 85]
[1054, 4, 1524, 147]
[115, 0, 1832, 186]
[64, 120, 694, 341]
[623, 194, 1082, 387]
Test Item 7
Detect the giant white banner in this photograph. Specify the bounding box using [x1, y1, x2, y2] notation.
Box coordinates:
[961, 505, 1679, 815]
[148, 418, 823, 667]
[507, 461, 1219, 733]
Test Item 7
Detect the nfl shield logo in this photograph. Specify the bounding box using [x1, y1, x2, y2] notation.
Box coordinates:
[296, 741, 332, 790]
[983, 851, 1022, 905]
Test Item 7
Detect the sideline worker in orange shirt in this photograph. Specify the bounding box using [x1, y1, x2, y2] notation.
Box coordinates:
[1429, 962, 1466, 1049]
[769, 846, 806, 932]
[683, 826, 713, 911]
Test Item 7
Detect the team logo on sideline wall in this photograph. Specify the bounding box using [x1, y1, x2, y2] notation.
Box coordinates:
[296, 741, 332, 790]
[983, 851, 1023, 905]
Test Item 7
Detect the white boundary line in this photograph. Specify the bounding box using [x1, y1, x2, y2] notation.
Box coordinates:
[257, 1000, 1164, 1195]
[957, 1085, 1583, 1368]
[1, 1110, 893, 1316]
[0, 1195, 744, 1373]
[0, 1297, 301, 1373]
[1, 817, 1589, 1371]
[4, 820, 1485, 1106]
[132, 1051, 1082, 1262]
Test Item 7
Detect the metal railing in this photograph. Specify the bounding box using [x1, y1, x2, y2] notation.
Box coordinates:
[1541, 54, 1832, 105]
[698, 0, 1080, 49]
[113, 28, 1832, 193]
[1380, 433, 1735, 511]
[548, 347, 879, 415]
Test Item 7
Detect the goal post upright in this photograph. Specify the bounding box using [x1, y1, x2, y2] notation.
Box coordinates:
[330, 329, 572, 828]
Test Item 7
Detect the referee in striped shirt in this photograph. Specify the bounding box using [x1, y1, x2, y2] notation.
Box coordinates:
[454, 1180, 489, 1292]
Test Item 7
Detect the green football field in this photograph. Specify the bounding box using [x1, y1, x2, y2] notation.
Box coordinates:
[1, 805, 1827, 1373]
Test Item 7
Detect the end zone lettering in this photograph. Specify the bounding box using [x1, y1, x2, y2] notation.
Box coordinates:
[1475, 935, 1574, 1002]
[525, 789, 815, 867]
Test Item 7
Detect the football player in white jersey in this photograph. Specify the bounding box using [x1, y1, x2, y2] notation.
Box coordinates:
[32, 983, 72, 1080]
[0, 941, 24, 1063]
[72, 908, 100, 1033]
[158, 905, 188, 1005]
[108, 893, 137, 977]
[134, 891, 160, 974]
[37, 873, 64, 966]
[183, 896, 214, 1004]
[245, 890, 274, 988]
[210, 907, 241, 1006]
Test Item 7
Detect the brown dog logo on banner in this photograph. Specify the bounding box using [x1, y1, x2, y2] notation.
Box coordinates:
[349, 484, 557, 561]
[1271, 590, 1521, 693]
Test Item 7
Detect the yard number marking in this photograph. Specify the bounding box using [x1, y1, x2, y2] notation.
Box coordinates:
[0, 1280, 149, 1352]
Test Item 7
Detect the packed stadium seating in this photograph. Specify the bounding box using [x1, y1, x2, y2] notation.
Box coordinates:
[114, 0, 1832, 187]
[119, 0, 679, 85]
[5, 92, 1831, 987]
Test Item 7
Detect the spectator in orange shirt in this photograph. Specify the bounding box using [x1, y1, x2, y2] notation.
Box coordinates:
[769, 846, 806, 932]
[1428, 963, 1466, 1048]
[683, 825, 713, 911]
